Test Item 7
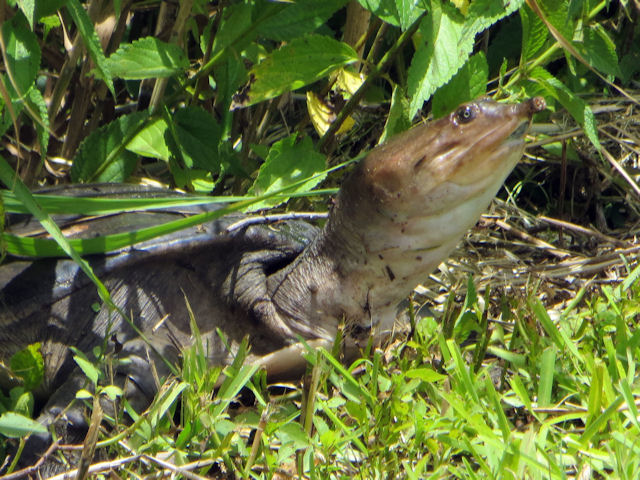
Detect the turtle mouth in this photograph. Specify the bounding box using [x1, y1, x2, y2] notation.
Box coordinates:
[508, 119, 530, 141]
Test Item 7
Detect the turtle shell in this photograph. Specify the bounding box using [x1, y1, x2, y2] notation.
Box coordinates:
[0, 184, 320, 438]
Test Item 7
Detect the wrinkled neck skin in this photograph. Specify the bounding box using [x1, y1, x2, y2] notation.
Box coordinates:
[266, 98, 542, 344]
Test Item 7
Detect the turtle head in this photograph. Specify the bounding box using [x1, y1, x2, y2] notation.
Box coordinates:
[319, 97, 545, 333]
[267, 97, 545, 342]
[351, 97, 546, 220]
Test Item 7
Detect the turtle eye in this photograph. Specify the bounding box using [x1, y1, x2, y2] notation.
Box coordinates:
[454, 105, 476, 124]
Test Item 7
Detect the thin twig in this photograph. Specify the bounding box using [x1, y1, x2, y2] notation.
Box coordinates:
[538, 215, 630, 247]
[225, 212, 328, 233]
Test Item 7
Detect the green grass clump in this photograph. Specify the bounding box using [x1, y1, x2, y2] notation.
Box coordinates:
[29, 261, 635, 479]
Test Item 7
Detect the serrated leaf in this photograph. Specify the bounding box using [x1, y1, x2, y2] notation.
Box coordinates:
[0, 411, 47, 437]
[244, 35, 358, 106]
[247, 134, 326, 211]
[407, 3, 466, 117]
[169, 107, 223, 172]
[531, 66, 600, 150]
[17, 0, 36, 29]
[210, 2, 256, 61]
[105, 37, 189, 80]
[520, 4, 548, 62]
[1, 13, 40, 99]
[535, 0, 572, 39]
[463, 0, 524, 37]
[431, 51, 488, 118]
[9, 343, 44, 391]
[126, 117, 170, 161]
[72, 111, 149, 183]
[396, 0, 424, 30]
[257, 0, 350, 41]
[357, 0, 424, 29]
[407, 0, 522, 118]
[65, 0, 115, 96]
[379, 85, 411, 144]
[578, 25, 620, 78]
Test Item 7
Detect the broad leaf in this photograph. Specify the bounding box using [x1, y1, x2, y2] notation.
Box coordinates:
[407, 2, 467, 117]
[0, 412, 47, 438]
[379, 86, 411, 144]
[243, 35, 358, 106]
[531, 66, 600, 150]
[407, 0, 522, 118]
[126, 117, 170, 161]
[72, 111, 149, 183]
[431, 52, 488, 119]
[247, 134, 326, 211]
[357, 0, 424, 29]
[10, 343, 44, 391]
[520, 4, 548, 62]
[1, 13, 40, 99]
[577, 25, 620, 78]
[105, 37, 189, 80]
[168, 107, 223, 172]
[257, 0, 350, 41]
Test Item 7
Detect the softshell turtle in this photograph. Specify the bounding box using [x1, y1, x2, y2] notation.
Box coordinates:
[0, 97, 545, 469]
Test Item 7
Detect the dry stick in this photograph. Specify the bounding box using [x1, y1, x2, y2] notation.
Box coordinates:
[538, 215, 630, 247]
[46, 455, 143, 480]
[1, 440, 61, 480]
[491, 218, 572, 259]
[600, 145, 640, 198]
[317, 13, 425, 153]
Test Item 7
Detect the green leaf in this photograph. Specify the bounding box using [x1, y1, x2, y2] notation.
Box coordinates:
[170, 107, 223, 172]
[404, 367, 446, 383]
[247, 134, 326, 211]
[101, 385, 123, 401]
[65, 0, 115, 96]
[9, 388, 34, 417]
[70, 347, 100, 386]
[1, 12, 41, 99]
[276, 422, 311, 450]
[520, 4, 548, 62]
[357, 0, 424, 29]
[105, 37, 189, 80]
[0, 411, 47, 437]
[17, 0, 36, 28]
[9, 344, 44, 391]
[407, 2, 467, 117]
[379, 85, 411, 144]
[407, 0, 522, 118]
[72, 111, 149, 182]
[209, 2, 256, 62]
[577, 25, 620, 78]
[531, 66, 600, 150]
[244, 35, 358, 106]
[431, 51, 488, 119]
[257, 0, 350, 41]
[126, 117, 170, 161]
